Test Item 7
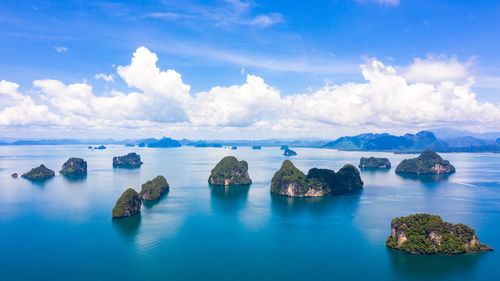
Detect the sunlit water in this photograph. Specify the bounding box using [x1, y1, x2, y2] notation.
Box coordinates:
[0, 146, 499, 280]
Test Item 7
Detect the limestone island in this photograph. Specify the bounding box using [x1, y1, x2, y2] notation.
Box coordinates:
[140, 175, 170, 200]
[22, 164, 55, 181]
[252, 145, 262, 150]
[11, 173, 18, 178]
[359, 157, 391, 169]
[209, 156, 252, 186]
[112, 188, 142, 218]
[396, 150, 455, 174]
[283, 148, 297, 156]
[94, 145, 106, 150]
[386, 213, 493, 255]
[113, 152, 143, 167]
[270, 160, 363, 197]
[231, 146, 237, 150]
[60, 158, 87, 175]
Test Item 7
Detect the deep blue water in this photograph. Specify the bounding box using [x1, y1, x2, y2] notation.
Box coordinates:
[0, 146, 499, 281]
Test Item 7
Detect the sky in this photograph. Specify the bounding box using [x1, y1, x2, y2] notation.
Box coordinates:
[1, 0, 500, 139]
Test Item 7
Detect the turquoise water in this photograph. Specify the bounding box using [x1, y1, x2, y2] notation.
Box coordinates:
[0, 146, 499, 281]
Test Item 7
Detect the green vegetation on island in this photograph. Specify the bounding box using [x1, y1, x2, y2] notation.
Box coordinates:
[396, 150, 455, 174]
[112, 188, 142, 218]
[140, 175, 170, 200]
[270, 160, 363, 197]
[359, 157, 391, 169]
[386, 213, 493, 255]
[22, 164, 55, 180]
[283, 148, 297, 156]
[60, 158, 87, 174]
[113, 152, 143, 167]
[209, 156, 252, 186]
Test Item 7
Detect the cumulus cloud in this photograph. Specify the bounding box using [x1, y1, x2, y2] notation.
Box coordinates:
[94, 73, 114, 82]
[1, 47, 500, 137]
[402, 56, 471, 84]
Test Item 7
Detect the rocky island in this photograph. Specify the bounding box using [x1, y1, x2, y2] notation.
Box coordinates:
[11, 173, 18, 178]
[396, 150, 455, 174]
[270, 160, 363, 197]
[252, 145, 262, 150]
[112, 188, 142, 218]
[113, 152, 143, 167]
[359, 157, 391, 169]
[140, 175, 170, 200]
[386, 213, 493, 255]
[283, 148, 297, 156]
[60, 158, 87, 174]
[209, 156, 252, 186]
[22, 164, 55, 180]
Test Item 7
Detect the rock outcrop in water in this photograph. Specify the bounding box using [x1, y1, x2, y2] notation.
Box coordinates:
[252, 145, 262, 150]
[283, 148, 297, 156]
[386, 213, 493, 255]
[209, 156, 252, 186]
[60, 158, 87, 174]
[22, 164, 55, 180]
[359, 157, 391, 169]
[112, 188, 142, 218]
[270, 160, 363, 197]
[113, 152, 142, 167]
[11, 173, 18, 178]
[140, 175, 170, 200]
[396, 150, 455, 174]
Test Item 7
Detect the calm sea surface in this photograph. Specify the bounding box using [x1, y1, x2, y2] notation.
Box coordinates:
[0, 145, 499, 281]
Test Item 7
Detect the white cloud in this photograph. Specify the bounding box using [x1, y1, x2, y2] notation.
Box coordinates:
[94, 73, 114, 82]
[54, 46, 67, 53]
[402, 56, 471, 84]
[249, 13, 283, 27]
[2, 47, 500, 138]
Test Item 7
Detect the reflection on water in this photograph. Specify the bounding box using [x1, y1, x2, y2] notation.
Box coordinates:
[112, 215, 142, 239]
[210, 184, 250, 213]
[396, 172, 452, 182]
[24, 177, 55, 187]
[360, 168, 391, 173]
[270, 192, 362, 218]
[387, 248, 485, 279]
[61, 173, 87, 183]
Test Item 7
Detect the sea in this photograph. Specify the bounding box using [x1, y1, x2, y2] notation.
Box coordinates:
[0, 145, 499, 281]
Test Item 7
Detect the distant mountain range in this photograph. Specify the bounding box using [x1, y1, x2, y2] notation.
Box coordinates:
[323, 131, 500, 152]
[2, 131, 500, 153]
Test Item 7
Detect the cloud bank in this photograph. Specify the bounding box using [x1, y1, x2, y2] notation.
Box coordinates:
[1, 47, 499, 138]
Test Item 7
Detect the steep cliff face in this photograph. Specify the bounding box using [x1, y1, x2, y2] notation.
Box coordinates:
[386, 213, 493, 255]
[140, 175, 170, 200]
[112, 188, 142, 218]
[396, 150, 455, 174]
[209, 156, 252, 186]
[60, 158, 87, 174]
[270, 160, 363, 197]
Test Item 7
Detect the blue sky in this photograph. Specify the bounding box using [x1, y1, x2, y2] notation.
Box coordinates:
[1, 0, 500, 139]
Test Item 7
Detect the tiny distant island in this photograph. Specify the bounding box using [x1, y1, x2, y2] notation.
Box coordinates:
[113, 152, 143, 167]
[270, 160, 363, 197]
[252, 145, 261, 150]
[209, 156, 252, 186]
[283, 148, 297, 156]
[359, 157, 391, 169]
[386, 213, 493, 255]
[60, 158, 87, 175]
[396, 150, 455, 174]
[22, 164, 55, 181]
